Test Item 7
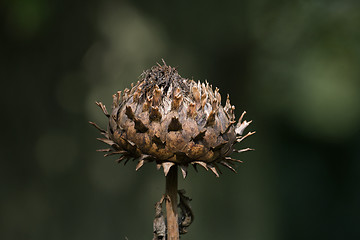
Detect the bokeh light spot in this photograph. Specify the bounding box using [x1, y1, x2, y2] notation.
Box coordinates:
[291, 50, 360, 140]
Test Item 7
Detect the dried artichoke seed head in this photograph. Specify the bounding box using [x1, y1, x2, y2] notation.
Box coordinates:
[90, 62, 254, 178]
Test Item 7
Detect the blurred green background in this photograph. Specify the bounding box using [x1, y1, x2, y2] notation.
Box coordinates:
[1, 0, 360, 239]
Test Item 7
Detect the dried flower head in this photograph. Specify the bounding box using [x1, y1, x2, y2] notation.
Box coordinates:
[90, 61, 254, 178]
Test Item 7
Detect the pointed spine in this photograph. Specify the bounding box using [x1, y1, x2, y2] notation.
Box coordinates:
[224, 94, 231, 112]
[153, 85, 162, 106]
[134, 118, 149, 133]
[200, 92, 207, 109]
[123, 88, 130, 101]
[180, 165, 188, 178]
[205, 110, 216, 127]
[220, 161, 237, 173]
[211, 99, 218, 112]
[214, 87, 221, 103]
[112, 94, 118, 108]
[187, 102, 197, 118]
[116, 91, 122, 104]
[143, 96, 152, 112]
[207, 164, 219, 177]
[162, 162, 175, 176]
[225, 156, 243, 163]
[133, 87, 141, 103]
[192, 86, 200, 104]
[125, 106, 135, 120]
[104, 150, 127, 157]
[136, 159, 145, 171]
[233, 148, 254, 153]
[97, 138, 116, 146]
[116, 155, 126, 163]
[171, 94, 183, 111]
[96, 148, 111, 152]
[239, 111, 246, 123]
[236, 115, 253, 135]
[95, 102, 109, 117]
[123, 157, 131, 166]
[149, 107, 162, 122]
[135, 154, 150, 171]
[89, 121, 106, 133]
[193, 161, 208, 170]
[236, 131, 256, 143]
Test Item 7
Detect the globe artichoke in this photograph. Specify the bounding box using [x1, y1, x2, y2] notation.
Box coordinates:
[90, 61, 254, 178]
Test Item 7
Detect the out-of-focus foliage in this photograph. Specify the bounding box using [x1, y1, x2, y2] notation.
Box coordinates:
[1, 0, 360, 239]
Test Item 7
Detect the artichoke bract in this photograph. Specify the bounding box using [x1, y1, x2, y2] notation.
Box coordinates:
[90, 61, 254, 178]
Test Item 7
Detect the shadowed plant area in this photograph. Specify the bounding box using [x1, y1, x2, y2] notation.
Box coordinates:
[1, 0, 360, 239]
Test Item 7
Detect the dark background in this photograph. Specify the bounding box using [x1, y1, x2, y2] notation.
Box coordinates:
[1, 0, 360, 239]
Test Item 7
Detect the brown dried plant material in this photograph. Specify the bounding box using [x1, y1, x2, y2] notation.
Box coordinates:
[178, 189, 194, 235]
[153, 195, 166, 240]
[91, 60, 255, 239]
[90, 60, 254, 177]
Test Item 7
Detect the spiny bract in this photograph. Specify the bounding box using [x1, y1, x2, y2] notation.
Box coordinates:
[90, 61, 254, 178]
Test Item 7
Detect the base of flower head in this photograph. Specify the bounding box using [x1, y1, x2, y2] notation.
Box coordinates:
[90, 110, 254, 178]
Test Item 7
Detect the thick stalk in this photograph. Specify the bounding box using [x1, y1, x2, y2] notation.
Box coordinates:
[165, 165, 179, 240]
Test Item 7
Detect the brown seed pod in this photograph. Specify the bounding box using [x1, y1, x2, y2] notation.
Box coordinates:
[90, 60, 254, 177]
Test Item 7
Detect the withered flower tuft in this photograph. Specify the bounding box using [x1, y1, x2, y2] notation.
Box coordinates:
[90, 60, 254, 178]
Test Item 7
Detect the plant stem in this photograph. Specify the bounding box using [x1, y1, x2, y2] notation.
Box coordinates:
[165, 165, 179, 240]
